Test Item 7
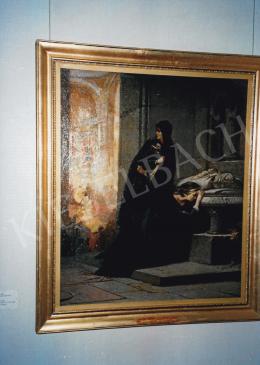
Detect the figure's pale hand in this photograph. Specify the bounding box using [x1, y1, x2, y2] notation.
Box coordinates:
[156, 156, 164, 165]
[137, 165, 147, 176]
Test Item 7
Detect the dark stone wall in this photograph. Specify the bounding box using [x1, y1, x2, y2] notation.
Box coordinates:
[118, 75, 142, 201]
[147, 76, 210, 178]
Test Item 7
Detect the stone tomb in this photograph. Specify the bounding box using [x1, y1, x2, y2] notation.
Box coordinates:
[190, 188, 242, 265]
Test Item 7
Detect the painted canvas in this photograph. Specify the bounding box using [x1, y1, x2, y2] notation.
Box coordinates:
[60, 69, 248, 306]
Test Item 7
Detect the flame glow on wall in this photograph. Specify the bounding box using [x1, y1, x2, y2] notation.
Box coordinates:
[61, 69, 120, 250]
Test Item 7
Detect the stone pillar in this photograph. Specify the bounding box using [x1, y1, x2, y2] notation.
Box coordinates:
[208, 207, 222, 233]
[117, 75, 147, 202]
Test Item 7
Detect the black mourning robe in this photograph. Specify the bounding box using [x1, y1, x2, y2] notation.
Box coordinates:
[97, 138, 186, 277]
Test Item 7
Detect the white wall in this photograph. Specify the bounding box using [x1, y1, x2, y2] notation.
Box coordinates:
[1, 1, 260, 364]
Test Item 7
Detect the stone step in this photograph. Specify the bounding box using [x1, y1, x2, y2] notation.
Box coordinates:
[131, 262, 241, 286]
[190, 233, 240, 265]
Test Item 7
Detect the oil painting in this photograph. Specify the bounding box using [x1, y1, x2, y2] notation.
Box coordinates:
[60, 70, 247, 304]
[36, 41, 260, 333]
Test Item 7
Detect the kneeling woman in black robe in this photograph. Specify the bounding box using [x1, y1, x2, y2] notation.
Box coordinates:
[96, 121, 203, 277]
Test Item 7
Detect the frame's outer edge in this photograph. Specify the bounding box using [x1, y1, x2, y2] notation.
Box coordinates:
[36, 40, 44, 332]
[256, 71, 260, 314]
[36, 39, 260, 71]
[252, 70, 260, 314]
[36, 41, 55, 332]
[36, 40, 260, 334]
[38, 308, 259, 334]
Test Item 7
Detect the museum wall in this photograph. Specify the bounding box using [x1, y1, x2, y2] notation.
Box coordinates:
[1, 1, 260, 364]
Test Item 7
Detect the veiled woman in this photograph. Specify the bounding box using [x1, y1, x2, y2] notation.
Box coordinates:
[97, 120, 177, 276]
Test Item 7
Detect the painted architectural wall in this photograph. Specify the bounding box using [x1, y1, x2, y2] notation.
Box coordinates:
[1, 1, 260, 364]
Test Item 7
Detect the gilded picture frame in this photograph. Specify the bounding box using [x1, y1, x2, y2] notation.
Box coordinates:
[36, 40, 260, 333]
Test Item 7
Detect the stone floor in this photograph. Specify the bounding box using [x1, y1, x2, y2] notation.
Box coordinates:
[60, 257, 241, 305]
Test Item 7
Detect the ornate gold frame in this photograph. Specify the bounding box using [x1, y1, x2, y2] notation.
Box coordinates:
[36, 40, 260, 333]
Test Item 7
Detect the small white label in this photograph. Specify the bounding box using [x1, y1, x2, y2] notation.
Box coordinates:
[0, 290, 18, 309]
